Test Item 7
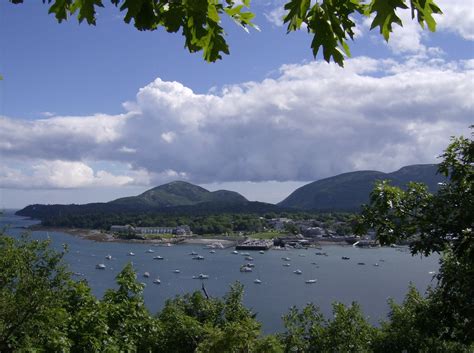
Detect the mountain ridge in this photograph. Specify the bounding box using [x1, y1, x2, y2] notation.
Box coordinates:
[278, 164, 444, 211]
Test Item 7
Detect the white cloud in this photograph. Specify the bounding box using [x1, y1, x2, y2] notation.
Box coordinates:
[161, 131, 176, 143]
[1, 56, 473, 188]
[437, 0, 474, 40]
[264, 6, 286, 27]
[0, 113, 130, 160]
[0, 161, 137, 189]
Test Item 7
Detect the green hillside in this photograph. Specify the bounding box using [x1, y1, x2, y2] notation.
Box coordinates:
[110, 181, 247, 207]
[278, 164, 444, 211]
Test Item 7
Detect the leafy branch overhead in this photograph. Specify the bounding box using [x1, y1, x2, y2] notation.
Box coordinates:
[9, 0, 442, 65]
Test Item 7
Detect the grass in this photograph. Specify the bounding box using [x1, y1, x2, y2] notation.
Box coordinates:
[247, 231, 284, 239]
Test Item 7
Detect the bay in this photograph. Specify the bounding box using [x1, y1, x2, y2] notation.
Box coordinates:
[1, 210, 439, 333]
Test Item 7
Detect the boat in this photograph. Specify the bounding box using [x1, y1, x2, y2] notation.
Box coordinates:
[146, 249, 155, 253]
[429, 271, 436, 275]
[232, 250, 239, 255]
[190, 251, 198, 256]
[259, 250, 265, 254]
[283, 263, 291, 267]
[245, 256, 254, 261]
[128, 252, 135, 256]
[105, 255, 112, 260]
[341, 256, 350, 260]
[143, 272, 150, 278]
[153, 278, 161, 284]
[241, 252, 250, 256]
[254, 279, 262, 284]
[240, 266, 253, 272]
[305, 279, 317, 284]
[193, 274, 209, 279]
[293, 269, 302, 275]
[192, 255, 205, 260]
[153, 255, 164, 260]
[357, 262, 365, 265]
[245, 263, 255, 268]
[282, 257, 291, 261]
[173, 269, 180, 273]
[373, 263, 379, 267]
[95, 264, 106, 270]
[209, 250, 216, 254]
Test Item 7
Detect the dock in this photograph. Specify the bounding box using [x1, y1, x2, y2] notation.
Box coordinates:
[235, 239, 273, 251]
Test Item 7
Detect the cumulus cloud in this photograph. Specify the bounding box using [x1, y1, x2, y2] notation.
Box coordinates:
[437, 0, 474, 40]
[1, 56, 473, 188]
[0, 160, 137, 189]
[0, 113, 130, 160]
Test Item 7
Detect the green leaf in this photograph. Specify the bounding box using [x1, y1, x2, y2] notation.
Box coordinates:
[368, 0, 408, 41]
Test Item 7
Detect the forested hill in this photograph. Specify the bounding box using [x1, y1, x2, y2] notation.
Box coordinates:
[109, 181, 248, 207]
[278, 164, 444, 211]
[15, 181, 281, 225]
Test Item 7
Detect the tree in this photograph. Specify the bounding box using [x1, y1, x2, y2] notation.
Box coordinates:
[355, 127, 474, 345]
[7, 0, 442, 65]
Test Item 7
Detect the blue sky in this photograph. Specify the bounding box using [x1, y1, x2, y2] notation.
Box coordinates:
[1, 0, 473, 208]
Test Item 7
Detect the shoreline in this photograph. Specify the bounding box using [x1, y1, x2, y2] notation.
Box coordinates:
[26, 224, 240, 247]
[26, 225, 359, 248]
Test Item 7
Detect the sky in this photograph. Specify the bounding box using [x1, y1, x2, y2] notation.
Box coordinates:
[1, 0, 473, 209]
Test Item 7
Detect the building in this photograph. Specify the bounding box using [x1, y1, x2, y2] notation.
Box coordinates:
[110, 225, 193, 236]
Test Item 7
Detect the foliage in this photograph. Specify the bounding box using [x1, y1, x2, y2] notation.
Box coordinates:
[0, 234, 72, 351]
[8, 0, 441, 65]
[281, 302, 376, 352]
[355, 128, 474, 344]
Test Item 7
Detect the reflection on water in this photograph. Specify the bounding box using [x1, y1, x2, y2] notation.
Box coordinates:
[1, 210, 439, 333]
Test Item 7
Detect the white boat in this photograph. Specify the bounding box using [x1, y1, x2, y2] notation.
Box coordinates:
[259, 250, 265, 254]
[240, 266, 253, 273]
[293, 269, 302, 275]
[283, 263, 291, 267]
[429, 271, 436, 275]
[193, 274, 209, 279]
[245, 263, 255, 267]
[143, 272, 150, 278]
[105, 255, 112, 260]
[146, 249, 155, 253]
[192, 255, 205, 260]
[282, 257, 291, 261]
[190, 251, 198, 256]
[209, 250, 216, 254]
[245, 256, 254, 261]
[232, 250, 239, 254]
[173, 269, 180, 273]
[95, 264, 106, 270]
[373, 263, 379, 267]
[153, 278, 161, 284]
[241, 252, 250, 256]
[128, 252, 135, 256]
[153, 255, 164, 260]
[305, 279, 317, 284]
[254, 279, 262, 284]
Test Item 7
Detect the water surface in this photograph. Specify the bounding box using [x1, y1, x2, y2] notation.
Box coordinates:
[2, 211, 439, 333]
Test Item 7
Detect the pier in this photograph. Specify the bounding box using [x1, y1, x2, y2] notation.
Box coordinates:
[235, 239, 273, 251]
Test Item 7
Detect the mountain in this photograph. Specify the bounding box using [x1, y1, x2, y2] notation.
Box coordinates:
[15, 181, 280, 220]
[278, 164, 444, 211]
[109, 181, 248, 208]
